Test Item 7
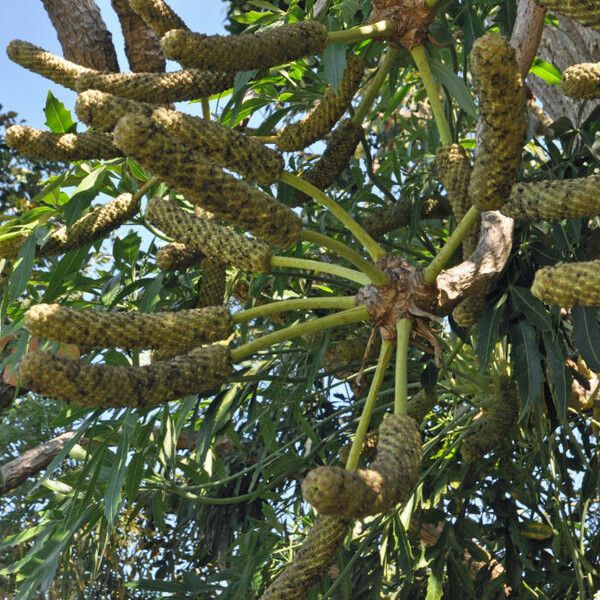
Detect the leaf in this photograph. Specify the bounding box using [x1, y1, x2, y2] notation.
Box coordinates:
[543, 330, 572, 419]
[572, 306, 600, 371]
[509, 320, 544, 412]
[64, 167, 109, 226]
[44, 91, 76, 134]
[138, 273, 164, 313]
[476, 296, 505, 372]
[511, 286, 552, 332]
[7, 234, 36, 305]
[530, 58, 562, 85]
[43, 246, 90, 302]
[321, 42, 347, 92]
[430, 58, 477, 117]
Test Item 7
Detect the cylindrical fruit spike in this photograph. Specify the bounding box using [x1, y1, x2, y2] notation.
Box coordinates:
[535, 1, 600, 29]
[0, 234, 29, 260]
[161, 21, 328, 72]
[452, 292, 486, 328]
[75, 69, 235, 104]
[6, 40, 93, 90]
[461, 375, 519, 462]
[502, 175, 600, 220]
[75, 91, 283, 183]
[259, 516, 350, 600]
[25, 304, 233, 354]
[277, 55, 365, 151]
[296, 119, 363, 202]
[562, 62, 600, 99]
[128, 0, 188, 36]
[113, 113, 301, 247]
[197, 258, 227, 308]
[6, 125, 120, 161]
[18, 344, 232, 408]
[156, 242, 203, 271]
[302, 414, 422, 519]
[531, 260, 600, 307]
[146, 198, 272, 273]
[468, 34, 526, 211]
[436, 144, 472, 222]
[0, 193, 139, 260]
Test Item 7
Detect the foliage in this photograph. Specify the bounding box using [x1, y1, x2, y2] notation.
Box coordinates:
[0, 1, 598, 599]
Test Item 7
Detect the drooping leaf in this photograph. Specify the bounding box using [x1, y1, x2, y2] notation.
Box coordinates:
[572, 306, 600, 371]
[509, 319, 544, 412]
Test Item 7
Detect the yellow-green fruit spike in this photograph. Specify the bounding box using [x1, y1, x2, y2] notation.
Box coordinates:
[18, 344, 231, 408]
[156, 242, 203, 271]
[461, 374, 519, 463]
[75, 69, 235, 104]
[338, 430, 380, 464]
[299, 119, 363, 200]
[531, 260, 600, 307]
[25, 304, 233, 354]
[277, 55, 365, 152]
[6, 40, 94, 90]
[113, 113, 301, 247]
[39, 193, 139, 258]
[128, 0, 188, 36]
[452, 292, 486, 328]
[6, 125, 120, 161]
[468, 34, 526, 211]
[436, 144, 472, 222]
[302, 414, 422, 519]
[259, 516, 350, 600]
[197, 258, 227, 308]
[0, 233, 29, 260]
[536, 0, 600, 29]
[75, 91, 283, 183]
[161, 21, 328, 73]
[502, 175, 600, 221]
[406, 388, 438, 425]
[562, 63, 600, 99]
[146, 198, 272, 273]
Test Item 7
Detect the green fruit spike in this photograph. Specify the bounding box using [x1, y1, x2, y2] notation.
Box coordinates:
[128, 0, 188, 36]
[6, 40, 94, 89]
[18, 344, 232, 409]
[161, 21, 328, 73]
[259, 516, 350, 600]
[503, 175, 600, 220]
[112, 113, 301, 248]
[302, 414, 422, 519]
[436, 144, 472, 223]
[536, 0, 600, 29]
[75, 91, 283, 184]
[75, 69, 235, 104]
[452, 291, 486, 328]
[156, 243, 203, 272]
[277, 55, 365, 152]
[562, 63, 600, 99]
[531, 260, 600, 308]
[146, 198, 273, 273]
[6, 125, 120, 161]
[197, 258, 227, 308]
[468, 34, 527, 211]
[25, 303, 233, 355]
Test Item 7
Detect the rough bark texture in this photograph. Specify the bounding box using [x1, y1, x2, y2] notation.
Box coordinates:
[41, 0, 119, 71]
[110, 0, 165, 73]
[528, 14, 600, 123]
[511, 0, 547, 77]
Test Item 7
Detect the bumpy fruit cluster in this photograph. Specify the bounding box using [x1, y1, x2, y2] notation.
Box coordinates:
[532, 260, 600, 307]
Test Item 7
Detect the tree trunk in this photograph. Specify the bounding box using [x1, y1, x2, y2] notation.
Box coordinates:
[111, 0, 165, 73]
[41, 0, 119, 71]
[528, 13, 600, 123]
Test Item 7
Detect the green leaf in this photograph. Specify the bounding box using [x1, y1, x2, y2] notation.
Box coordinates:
[138, 273, 164, 313]
[321, 42, 347, 92]
[7, 234, 36, 305]
[511, 286, 552, 332]
[44, 91, 76, 134]
[64, 167, 109, 226]
[476, 295, 505, 372]
[543, 331, 571, 420]
[43, 246, 90, 302]
[430, 58, 477, 117]
[530, 58, 562, 85]
[509, 320, 544, 412]
[572, 306, 600, 371]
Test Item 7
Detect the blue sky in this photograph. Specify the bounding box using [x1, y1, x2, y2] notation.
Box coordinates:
[0, 0, 229, 127]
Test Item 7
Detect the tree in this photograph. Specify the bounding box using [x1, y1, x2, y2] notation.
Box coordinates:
[0, 0, 598, 598]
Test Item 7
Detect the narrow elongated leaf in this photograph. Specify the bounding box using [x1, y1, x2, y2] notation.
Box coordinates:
[509, 319, 544, 412]
[511, 286, 552, 332]
[543, 330, 572, 419]
[530, 58, 561, 85]
[572, 306, 600, 371]
[322, 42, 347, 92]
[7, 235, 36, 305]
[430, 58, 477, 117]
[476, 296, 505, 372]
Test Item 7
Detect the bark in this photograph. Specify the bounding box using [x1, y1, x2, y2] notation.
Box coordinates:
[111, 0, 165, 73]
[528, 14, 600, 123]
[41, 0, 119, 72]
[511, 0, 547, 77]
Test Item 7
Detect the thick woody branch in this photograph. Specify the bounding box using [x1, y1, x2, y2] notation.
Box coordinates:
[511, 0, 547, 77]
[41, 0, 119, 71]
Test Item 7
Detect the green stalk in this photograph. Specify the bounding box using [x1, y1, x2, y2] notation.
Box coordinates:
[280, 172, 386, 262]
[410, 45, 452, 146]
[233, 295, 356, 324]
[345, 340, 395, 470]
[326, 20, 395, 45]
[423, 205, 480, 284]
[201, 97, 211, 120]
[352, 46, 401, 126]
[300, 229, 388, 285]
[394, 318, 413, 415]
[271, 255, 370, 286]
[230, 305, 370, 363]
[134, 176, 160, 201]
